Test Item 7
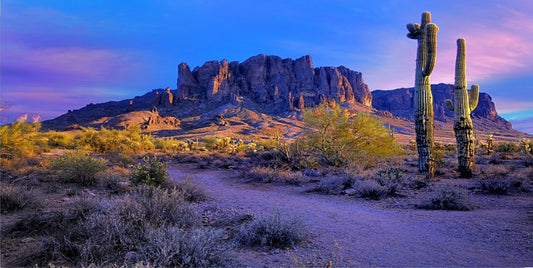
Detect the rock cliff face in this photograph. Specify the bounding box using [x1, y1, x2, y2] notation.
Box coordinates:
[42, 55, 519, 139]
[176, 54, 372, 112]
[372, 83, 512, 130]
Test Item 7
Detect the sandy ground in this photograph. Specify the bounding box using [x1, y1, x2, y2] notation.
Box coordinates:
[168, 163, 532, 267]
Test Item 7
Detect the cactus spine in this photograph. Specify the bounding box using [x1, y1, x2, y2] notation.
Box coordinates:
[407, 11, 439, 178]
[445, 38, 479, 178]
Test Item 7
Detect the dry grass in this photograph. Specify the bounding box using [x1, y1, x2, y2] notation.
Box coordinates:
[245, 166, 306, 185]
[238, 210, 308, 249]
[417, 185, 473, 211]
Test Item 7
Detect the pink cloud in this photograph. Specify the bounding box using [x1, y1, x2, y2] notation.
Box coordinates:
[2, 43, 140, 88]
[490, 98, 533, 115]
[366, 3, 533, 90]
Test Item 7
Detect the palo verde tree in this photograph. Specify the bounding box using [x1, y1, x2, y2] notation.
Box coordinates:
[301, 103, 403, 168]
[446, 38, 479, 178]
[406, 11, 439, 178]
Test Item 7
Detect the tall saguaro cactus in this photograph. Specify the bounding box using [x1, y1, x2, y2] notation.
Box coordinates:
[407, 11, 439, 178]
[445, 38, 479, 178]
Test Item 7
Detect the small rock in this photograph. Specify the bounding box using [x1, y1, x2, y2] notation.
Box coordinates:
[21, 237, 36, 243]
[124, 251, 138, 264]
[343, 188, 357, 195]
[269, 249, 280, 255]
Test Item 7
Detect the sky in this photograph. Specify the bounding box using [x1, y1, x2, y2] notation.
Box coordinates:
[1, 0, 532, 134]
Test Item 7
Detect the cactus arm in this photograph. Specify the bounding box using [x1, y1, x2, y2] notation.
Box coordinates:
[422, 24, 438, 76]
[407, 23, 421, 39]
[445, 99, 454, 111]
[469, 84, 479, 111]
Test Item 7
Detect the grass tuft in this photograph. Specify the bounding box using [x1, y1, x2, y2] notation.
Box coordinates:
[238, 210, 308, 249]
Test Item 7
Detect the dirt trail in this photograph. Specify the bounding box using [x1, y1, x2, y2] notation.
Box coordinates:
[168, 164, 532, 267]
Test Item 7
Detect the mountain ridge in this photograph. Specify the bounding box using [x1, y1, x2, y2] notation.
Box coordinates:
[42, 54, 530, 142]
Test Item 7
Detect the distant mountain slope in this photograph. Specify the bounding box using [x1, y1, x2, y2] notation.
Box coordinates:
[43, 54, 374, 131]
[372, 83, 512, 132]
[42, 55, 530, 142]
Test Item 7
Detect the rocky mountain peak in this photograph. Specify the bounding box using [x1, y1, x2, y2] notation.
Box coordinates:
[176, 54, 372, 113]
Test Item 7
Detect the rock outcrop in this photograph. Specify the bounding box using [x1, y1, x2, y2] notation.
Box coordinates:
[41, 55, 519, 139]
[372, 83, 512, 130]
[176, 54, 372, 112]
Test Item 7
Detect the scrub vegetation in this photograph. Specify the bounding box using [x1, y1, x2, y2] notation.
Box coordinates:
[1, 112, 532, 267]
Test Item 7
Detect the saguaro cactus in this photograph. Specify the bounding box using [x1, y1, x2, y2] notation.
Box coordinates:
[407, 11, 439, 178]
[445, 38, 479, 178]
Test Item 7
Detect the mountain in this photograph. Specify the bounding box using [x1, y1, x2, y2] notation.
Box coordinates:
[371, 83, 512, 132]
[43, 54, 373, 132]
[42, 54, 528, 142]
[176, 54, 372, 112]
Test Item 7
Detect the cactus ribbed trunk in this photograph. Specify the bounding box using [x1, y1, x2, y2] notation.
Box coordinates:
[451, 38, 478, 178]
[407, 12, 438, 178]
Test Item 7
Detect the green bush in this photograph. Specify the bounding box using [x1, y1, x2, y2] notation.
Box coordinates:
[495, 142, 519, 153]
[238, 211, 308, 249]
[130, 156, 168, 187]
[0, 120, 41, 160]
[45, 131, 74, 148]
[300, 104, 403, 168]
[50, 151, 108, 186]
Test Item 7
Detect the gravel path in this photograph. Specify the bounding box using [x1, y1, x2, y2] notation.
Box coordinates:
[168, 164, 532, 267]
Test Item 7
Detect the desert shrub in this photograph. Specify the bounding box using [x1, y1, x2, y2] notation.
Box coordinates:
[0, 183, 42, 213]
[74, 126, 154, 154]
[50, 151, 108, 186]
[140, 227, 227, 267]
[245, 166, 306, 185]
[524, 156, 533, 167]
[0, 119, 41, 160]
[168, 178, 208, 202]
[105, 151, 136, 167]
[123, 185, 198, 228]
[306, 176, 356, 195]
[130, 156, 168, 187]
[418, 186, 472, 211]
[375, 167, 403, 185]
[432, 147, 447, 167]
[405, 176, 429, 189]
[300, 104, 404, 168]
[479, 178, 511, 195]
[519, 139, 532, 155]
[495, 142, 519, 153]
[95, 166, 131, 192]
[45, 131, 75, 148]
[238, 211, 308, 249]
[153, 138, 181, 152]
[5, 185, 209, 267]
[355, 180, 389, 200]
[480, 164, 509, 176]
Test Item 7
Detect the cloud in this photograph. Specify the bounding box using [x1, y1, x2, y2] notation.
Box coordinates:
[2, 43, 140, 88]
[491, 98, 533, 116]
[363, 2, 533, 91]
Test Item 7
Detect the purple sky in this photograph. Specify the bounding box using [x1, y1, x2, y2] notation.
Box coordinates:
[1, 0, 532, 134]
